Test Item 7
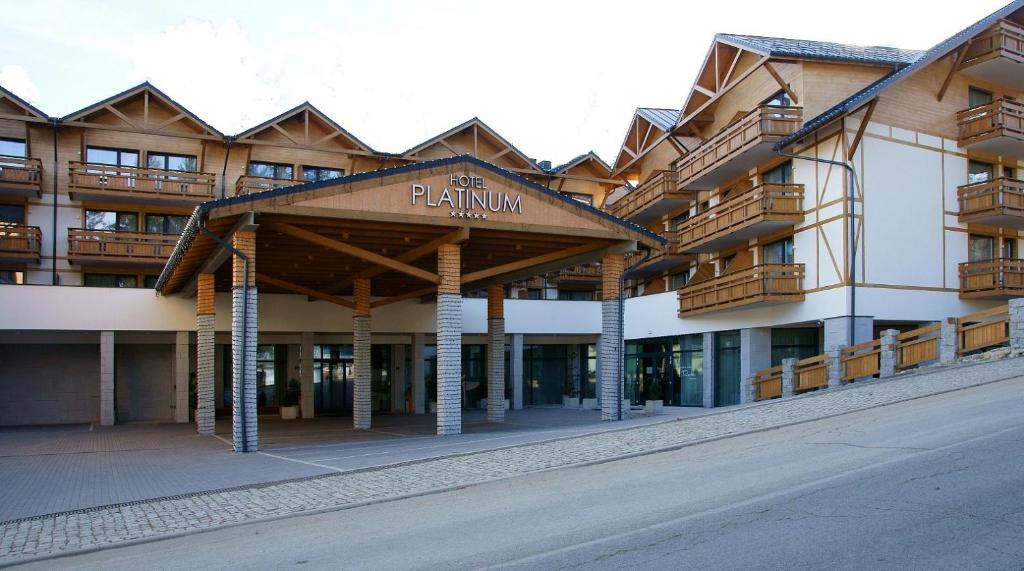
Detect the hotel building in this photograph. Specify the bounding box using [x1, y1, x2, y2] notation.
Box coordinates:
[0, 1, 1021, 450]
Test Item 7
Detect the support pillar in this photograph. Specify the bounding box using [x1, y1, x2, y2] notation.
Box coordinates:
[436, 243, 462, 435]
[511, 333, 524, 410]
[823, 316, 874, 351]
[391, 344, 406, 413]
[879, 329, 899, 378]
[174, 331, 189, 423]
[230, 229, 257, 452]
[412, 333, 426, 414]
[1011, 298, 1024, 354]
[739, 328, 771, 404]
[826, 345, 844, 388]
[702, 332, 715, 408]
[300, 331, 314, 419]
[600, 253, 624, 421]
[353, 278, 372, 430]
[196, 273, 216, 434]
[781, 358, 796, 397]
[486, 284, 506, 422]
[100, 330, 115, 426]
[939, 318, 958, 364]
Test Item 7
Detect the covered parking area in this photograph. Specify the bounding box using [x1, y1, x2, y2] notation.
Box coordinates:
[155, 155, 663, 452]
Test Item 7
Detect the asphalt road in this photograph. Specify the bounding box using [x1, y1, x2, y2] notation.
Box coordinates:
[18, 377, 1024, 571]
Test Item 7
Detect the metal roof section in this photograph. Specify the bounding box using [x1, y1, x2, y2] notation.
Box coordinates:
[717, 34, 924, 67]
[60, 81, 224, 137]
[155, 154, 666, 291]
[635, 108, 681, 132]
[774, 0, 1024, 151]
[549, 151, 613, 175]
[233, 101, 375, 152]
[0, 84, 48, 119]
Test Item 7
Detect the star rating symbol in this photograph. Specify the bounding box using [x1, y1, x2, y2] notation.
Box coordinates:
[450, 211, 489, 221]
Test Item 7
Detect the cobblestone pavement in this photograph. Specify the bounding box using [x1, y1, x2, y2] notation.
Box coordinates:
[2, 356, 1021, 565]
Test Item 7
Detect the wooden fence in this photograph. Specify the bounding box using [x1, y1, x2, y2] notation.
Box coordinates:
[841, 338, 881, 381]
[959, 305, 1009, 353]
[896, 323, 942, 370]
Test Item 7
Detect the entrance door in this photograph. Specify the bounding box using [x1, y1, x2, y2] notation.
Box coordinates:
[314, 344, 354, 414]
[638, 353, 673, 405]
[715, 331, 741, 407]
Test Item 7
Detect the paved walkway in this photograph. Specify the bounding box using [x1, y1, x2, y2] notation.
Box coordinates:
[2, 356, 1022, 565]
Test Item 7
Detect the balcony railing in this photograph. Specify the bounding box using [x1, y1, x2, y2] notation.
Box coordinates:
[675, 183, 804, 253]
[957, 177, 1024, 228]
[959, 20, 1024, 90]
[0, 223, 41, 262]
[959, 258, 1024, 299]
[625, 242, 692, 277]
[68, 162, 216, 205]
[676, 105, 803, 191]
[67, 228, 180, 266]
[554, 264, 602, 282]
[0, 156, 43, 197]
[610, 170, 688, 223]
[678, 263, 804, 317]
[235, 176, 304, 196]
[956, 99, 1024, 155]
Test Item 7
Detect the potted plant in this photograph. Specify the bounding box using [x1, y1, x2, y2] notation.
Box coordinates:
[562, 378, 580, 409]
[645, 379, 664, 415]
[280, 378, 301, 419]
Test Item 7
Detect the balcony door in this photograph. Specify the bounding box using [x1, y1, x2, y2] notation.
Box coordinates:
[968, 234, 995, 262]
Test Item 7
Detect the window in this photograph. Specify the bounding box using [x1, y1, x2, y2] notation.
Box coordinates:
[670, 211, 691, 231]
[764, 89, 793, 107]
[721, 254, 735, 271]
[0, 138, 26, 158]
[302, 165, 344, 182]
[147, 152, 197, 172]
[669, 271, 689, 290]
[969, 160, 994, 184]
[85, 210, 138, 231]
[561, 192, 593, 206]
[248, 161, 294, 180]
[84, 273, 138, 288]
[763, 237, 795, 265]
[968, 86, 993, 109]
[0, 204, 25, 224]
[771, 328, 820, 366]
[762, 161, 793, 184]
[1003, 238, 1018, 260]
[0, 270, 25, 285]
[1003, 165, 1017, 180]
[145, 214, 188, 235]
[256, 345, 279, 407]
[968, 234, 995, 262]
[144, 275, 159, 289]
[557, 289, 594, 301]
[86, 147, 138, 167]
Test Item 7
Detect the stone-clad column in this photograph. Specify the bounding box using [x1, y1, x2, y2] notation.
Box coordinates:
[100, 331, 115, 426]
[231, 229, 258, 452]
[353, 278, 372, 430]
[702, 333, 715, 408]
[196, 273, 216, 434]
[600, 253, 624, 421]
[781, 358, 797, 397]
[174, 331, 189, 423]
[879, 329, 899, 379]
[300, 331, 314, 419]
[436, 243, 463, 435]
[487, 284, 505, 423]
[1011, 298, 1024, 353]
[939, 318, 958, 364]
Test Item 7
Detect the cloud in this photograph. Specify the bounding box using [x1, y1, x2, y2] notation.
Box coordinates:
[0, 65, 41, 102]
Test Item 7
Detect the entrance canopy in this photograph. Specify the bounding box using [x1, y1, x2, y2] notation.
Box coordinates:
[156, 155, 664, 300]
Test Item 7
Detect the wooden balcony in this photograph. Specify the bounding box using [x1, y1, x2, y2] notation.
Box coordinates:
[956, 99, 1024, 156]
[68, 162, 216, 206]
[675, 106, 803, 191]
[957, 177, 1024, 228]
[67, 228, 180, 267]
[959, 20, 1024, 90]
[553, 264, 602, 283]
[0, 156, 43, 198]
[625, 243, 692, 278]
[675, 183, 804, 253]
[235, 176, 303, 196]
[0, 223, 41, 263]
[678, 263, 804, 316]
[959, 258, 1024, 299]
[609, 170, 689, 223]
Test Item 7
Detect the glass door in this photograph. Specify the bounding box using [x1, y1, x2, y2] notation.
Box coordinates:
[715, 331, 741, 407]
[314, 344, 353, 414]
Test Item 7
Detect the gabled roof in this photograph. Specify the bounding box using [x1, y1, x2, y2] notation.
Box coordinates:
[0, 84, 48, 119]
[612, 107, 687, 175]
[233, 101, 374, 152]
[61, 81, 223, 137]
[549, 151, 612, 175]
[635, 108, 680, 132]
[402, 117, 543, 172]
[717, 34, 923, 67]
[775, 0, 1024, 150]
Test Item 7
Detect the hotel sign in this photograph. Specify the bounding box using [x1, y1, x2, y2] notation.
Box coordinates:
[411, 175, 522, 220]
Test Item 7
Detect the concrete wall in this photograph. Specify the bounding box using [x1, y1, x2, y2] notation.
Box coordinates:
[0, 344, 99, 426]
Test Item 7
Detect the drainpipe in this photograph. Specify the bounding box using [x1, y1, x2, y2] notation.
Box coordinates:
[777, 130, 859, 346]
[220, 138, 233, 200]
[196, 213, 251, 452]
[50, 118, 59, 285]
[618, 272, 624, 421]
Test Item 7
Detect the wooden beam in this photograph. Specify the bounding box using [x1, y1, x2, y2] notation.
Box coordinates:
[847, 99, 878, 161]
[370, 286, 436, 308]
[155, 113, 187, 130]
[488, 148, 513, 162]
[461, 241, 610, 285]
[270, 123, 299, 145]
[764, 62, 798, 104]
[693, 84, 715, 98]
[179, 212, 259, 296]
[256, 272, 355, 308]
[937, 46, 969, 102]
[104, 105, 139, 129]
[263, 221, 441, 284]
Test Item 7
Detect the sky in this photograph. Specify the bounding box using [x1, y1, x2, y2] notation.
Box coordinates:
[0, 0, 1010, 166]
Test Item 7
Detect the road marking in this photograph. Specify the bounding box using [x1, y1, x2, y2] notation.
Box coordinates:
[257, 451, 346, 473]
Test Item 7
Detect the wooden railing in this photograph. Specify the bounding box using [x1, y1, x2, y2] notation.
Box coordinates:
[0, 156, 43, 194]
[960, 258, 1024, 298]
[676, 105, 802, 189]
[675, 183, 803, 253]
[896, 323, 942, 370]
[678, 263, 804, 316]
[956, 99, 1024, 147]
[235, 176, 303, 195]
[755, 365, 783, 400]
[68, 162, 216, 201]
[67, 228, 180, 263]
[961, 19, 1024, 68]
[841, 339, 881, 381]
[959, 305, 1009, 353]
[610, 170, 683, 220]
[957, 177, 1024, 223]
[0, 223, 42, 258]
[795, 354, 828, 392]
[555, 264, 602, 281]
